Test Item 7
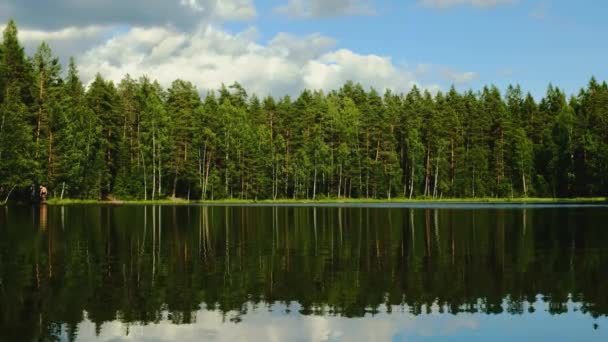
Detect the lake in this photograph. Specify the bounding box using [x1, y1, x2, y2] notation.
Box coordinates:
[1, 204, 607, 341]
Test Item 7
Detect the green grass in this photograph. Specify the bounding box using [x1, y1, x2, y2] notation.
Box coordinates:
[41, 196, 608, 206]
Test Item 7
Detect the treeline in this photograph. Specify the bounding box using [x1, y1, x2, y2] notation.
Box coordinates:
[1, 20, 608, 201]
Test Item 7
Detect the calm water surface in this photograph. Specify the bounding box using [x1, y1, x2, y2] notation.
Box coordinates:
[0, 204, 607, 341]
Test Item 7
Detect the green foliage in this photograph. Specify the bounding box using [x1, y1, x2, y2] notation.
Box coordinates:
[1, 20, 608, 202]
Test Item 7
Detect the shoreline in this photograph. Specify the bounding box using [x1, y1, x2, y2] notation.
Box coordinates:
[34, 197, 608, 206]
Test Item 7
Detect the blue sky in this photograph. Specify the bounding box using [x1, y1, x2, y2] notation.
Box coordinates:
[236, 0, 608, 97]
[2, 0, 606, 98]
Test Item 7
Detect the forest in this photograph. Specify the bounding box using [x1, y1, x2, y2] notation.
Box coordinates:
[1, 19, 608, 202]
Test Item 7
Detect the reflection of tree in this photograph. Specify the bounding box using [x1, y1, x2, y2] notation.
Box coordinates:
[0, 205, 607, 341]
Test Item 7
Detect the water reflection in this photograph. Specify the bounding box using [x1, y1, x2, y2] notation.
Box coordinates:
[39, 203, 47, 231]
[0, 205, 607, 341]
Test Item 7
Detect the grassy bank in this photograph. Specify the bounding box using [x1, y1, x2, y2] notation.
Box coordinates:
[40, 197, 608, 206]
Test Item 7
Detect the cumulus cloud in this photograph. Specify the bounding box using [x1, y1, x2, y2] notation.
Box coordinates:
[274, 0, 375, 18]
[76, 24, 433, 97]
[0, 0, 465, 97]
[303, 49, 418, 91]
[419, 0, 517, 9]
[11, 25, 113, 65]
[0, 0, 256, 31]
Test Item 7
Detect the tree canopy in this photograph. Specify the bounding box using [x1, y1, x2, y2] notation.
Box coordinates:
[1, 20, 608, 201]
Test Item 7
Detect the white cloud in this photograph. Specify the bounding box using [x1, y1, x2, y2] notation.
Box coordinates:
[10, 25, 113, 65]
[274, 0, 375, 18]
[0, 0, 256, 31]
[18, 26, 108, 42]
[420, 0, 517, 9]
[440, 68, 478, 84]
[216, 0, 258, 21]
[303, 49, 418, 91]
[76, 24, 436, 97]
[2, 0, 467, 97]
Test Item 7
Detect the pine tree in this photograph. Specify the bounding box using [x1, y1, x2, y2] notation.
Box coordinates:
[0, 19, 36, 201]
[32, 42, 63, 186]
[86, 74, 121, 198]
[55, 58, 97, 198]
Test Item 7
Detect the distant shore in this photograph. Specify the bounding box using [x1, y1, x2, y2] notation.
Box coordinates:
[37, 197, 608, 206]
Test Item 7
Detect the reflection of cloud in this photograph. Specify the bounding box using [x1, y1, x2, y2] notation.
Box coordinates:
[68, 304, 481, 342]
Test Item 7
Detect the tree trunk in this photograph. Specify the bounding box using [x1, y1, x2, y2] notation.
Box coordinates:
[152, 129, 156, 200]
[48, 130, 53, 180]
[0, 112, 5, 161]
[338, 164, 342, 198]
[450, 139, 455, 190]
[409, 157, 415, 199]
[225, 132, 229, 197]
[141, 150, 147, 200]
[312, 165, 317, 200]
[1, 186, 16, 205]
[198, 147, 203, 193]
[158, 143, 162, 198]
[424, 147, 430, 196]
[433, 150, 440, 199]
[172, 172, 178, 198]
[203, 157, 211, 200]
[36, 72, 44, 148]
[521, 156, 528, 197]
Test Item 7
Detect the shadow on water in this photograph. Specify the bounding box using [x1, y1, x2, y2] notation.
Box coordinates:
[0, 205, 607, 340]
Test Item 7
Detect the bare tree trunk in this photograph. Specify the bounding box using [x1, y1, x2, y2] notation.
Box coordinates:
[198, 148, 203, 194]
[433, 151, 440, 199]
[172, 170, 178, 198]
[312, 165, 317, 200]
[203, 157, 211, 200]
[48, 130, 54, 180]
[152, 129, 156, 200]
[1, 186, 16, 205]
[409, 157, 415, 199]
[141, 150, 147, 200]
[36, 73, 44, 148]
[472, 168, 476, 198]
[450, 139, 455, 190]
[272, 161, 278, 200]
[337, 164, 342, 198]
[424, 147, 430, 196]
[158, 143, 162, 198]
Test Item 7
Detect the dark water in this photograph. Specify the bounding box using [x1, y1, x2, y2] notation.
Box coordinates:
[1, 204, 607, 341]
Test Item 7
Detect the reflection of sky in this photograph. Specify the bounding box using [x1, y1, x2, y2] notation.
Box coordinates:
[61, 298, 607, 342]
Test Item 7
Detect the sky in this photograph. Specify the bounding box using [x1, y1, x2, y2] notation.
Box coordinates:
[1, 0, 606, 98]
